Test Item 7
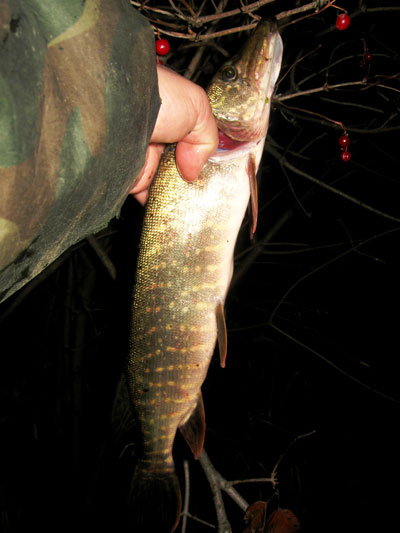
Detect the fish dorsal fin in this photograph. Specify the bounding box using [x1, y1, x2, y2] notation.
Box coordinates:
[216, 299, 227, 368]
[247, 153, 258, 239]
[179, 393, 205, 459]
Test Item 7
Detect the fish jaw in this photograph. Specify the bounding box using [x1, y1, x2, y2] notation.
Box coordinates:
[207, 20, 283, 143]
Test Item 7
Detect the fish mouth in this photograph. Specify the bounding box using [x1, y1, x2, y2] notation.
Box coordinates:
[217, 130, 245, 151]
[209, 130, 261, 163]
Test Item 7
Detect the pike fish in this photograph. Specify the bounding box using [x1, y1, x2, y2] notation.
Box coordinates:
[127, 20, 283, 532]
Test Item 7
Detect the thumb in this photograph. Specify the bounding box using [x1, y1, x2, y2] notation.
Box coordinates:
[174, 100, 218, 181]
[175, 138, 216, 182]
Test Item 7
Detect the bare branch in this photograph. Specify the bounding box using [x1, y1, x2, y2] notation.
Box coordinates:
[183, 0, 229, 79]
[135, 0, 335, 40]
[277, 79, 369, 102]
[270, 322, 400, 404]
[181, 460, 191, 532]
[86, 235, 117, 281]
[265, 144, 400, 224]
[199, 449, 233, 532]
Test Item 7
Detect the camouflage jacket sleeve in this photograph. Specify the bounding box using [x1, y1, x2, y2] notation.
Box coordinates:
[0, 0, 160, 303]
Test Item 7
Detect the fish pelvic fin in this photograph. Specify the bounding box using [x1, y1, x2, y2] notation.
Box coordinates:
[129, 463, 181, 532]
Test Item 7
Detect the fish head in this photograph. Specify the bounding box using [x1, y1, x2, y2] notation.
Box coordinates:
[207, 20, 283, 145]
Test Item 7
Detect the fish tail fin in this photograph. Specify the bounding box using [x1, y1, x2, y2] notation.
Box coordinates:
[129, 463, 182, 532]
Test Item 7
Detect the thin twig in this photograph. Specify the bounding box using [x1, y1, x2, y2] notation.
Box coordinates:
[186, 0, 274, 26]
[181, 460, 190, 532]
[132, 0, 274, 27]
[184, 0, 229, 79]
[270, 322, 400, 404]
[276, 44, 322, 92]
[265, 144, 400, 224]
[131, 2, 176, 18]
[86, 235, 117, 280]
[232, 209, 293, 290]
[277, 79, 369, 102]
[263, 223, 400, 404]
[199, 449, 232, 532]
[176, 0, 196, 17]
[153, 22, 258, 41]
[230, 477, 276, 485]
[143, 0, 334, 40]
[168, 0, 188, 18]
[132, 0, 332, 27]
[277, 0, 335, 24]
[271, 431, 316, 480]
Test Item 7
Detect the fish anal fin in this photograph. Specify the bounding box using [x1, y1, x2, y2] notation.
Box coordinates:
[179, 393, 205, 460]
[216, 299, 227, 368]
[247, 153, 258, 239]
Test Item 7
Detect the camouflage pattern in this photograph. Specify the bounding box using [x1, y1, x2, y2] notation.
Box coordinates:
[0, 0, 160, 302]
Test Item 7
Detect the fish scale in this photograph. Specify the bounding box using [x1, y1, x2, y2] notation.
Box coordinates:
[128, 147, 251, 467]
[127, 20, 283, 532]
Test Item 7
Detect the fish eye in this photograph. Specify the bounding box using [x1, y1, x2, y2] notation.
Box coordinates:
[221, 65, 237, 82]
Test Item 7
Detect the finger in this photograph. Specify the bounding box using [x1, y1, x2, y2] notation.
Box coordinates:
[129, 143, 164, 204]
[175, 129, 218, 182]
[133, 189, 149, 206]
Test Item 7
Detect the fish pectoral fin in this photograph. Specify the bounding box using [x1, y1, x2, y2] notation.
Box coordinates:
[216, 299, 227, 368]
[179, 393, 205, 460]
[247, 153, 258, 239]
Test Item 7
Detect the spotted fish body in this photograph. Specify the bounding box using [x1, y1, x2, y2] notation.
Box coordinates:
[127, 21, 283, 532]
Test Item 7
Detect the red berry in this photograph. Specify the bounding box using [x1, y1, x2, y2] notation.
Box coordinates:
[155, 38, 170, 56]
[364, 52, 372, 62]
[341, 150, 351, 162]
[338, 134, 350, 148]
[336, 13, 351, 31]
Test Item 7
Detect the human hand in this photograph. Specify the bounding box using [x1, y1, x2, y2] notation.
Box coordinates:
[130, 64, 218, 205]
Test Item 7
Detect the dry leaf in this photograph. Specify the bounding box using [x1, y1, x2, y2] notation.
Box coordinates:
[243, 501, 267, 533]
[266, 508, 300, 533]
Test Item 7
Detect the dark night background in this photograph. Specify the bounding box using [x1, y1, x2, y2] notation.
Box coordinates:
[1, 1, 400, 531]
